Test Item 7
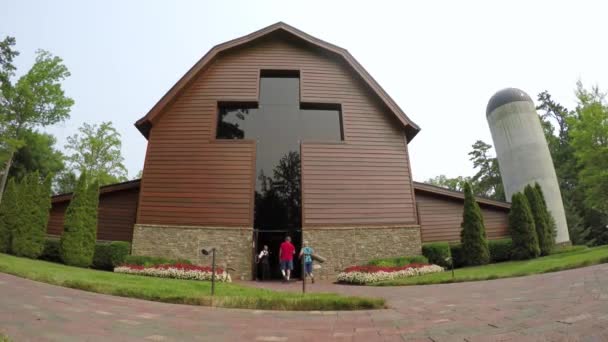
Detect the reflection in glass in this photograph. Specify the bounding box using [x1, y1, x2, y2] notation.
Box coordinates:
[216, 76, 342, 230]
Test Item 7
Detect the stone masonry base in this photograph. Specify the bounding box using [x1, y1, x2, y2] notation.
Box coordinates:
[303, 225, 422, 279]
[132, 224, 421, 280]
[132, 224, 252, 280]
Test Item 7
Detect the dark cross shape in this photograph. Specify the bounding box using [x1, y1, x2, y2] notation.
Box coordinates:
[217, 74, 343, 231]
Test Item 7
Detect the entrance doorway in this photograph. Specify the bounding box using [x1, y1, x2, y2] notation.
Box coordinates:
[254, 230, 302, 280]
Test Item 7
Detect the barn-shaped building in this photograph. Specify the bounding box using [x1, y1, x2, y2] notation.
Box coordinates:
[49, 23, 510, 279]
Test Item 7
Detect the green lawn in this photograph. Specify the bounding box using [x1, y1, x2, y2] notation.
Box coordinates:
[0, 334, 9, 342]
[0, 253, 384, 311]
[373, 245, 608, 286]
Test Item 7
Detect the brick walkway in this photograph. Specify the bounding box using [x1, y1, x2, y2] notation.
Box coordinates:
[1, 264, 608, 341]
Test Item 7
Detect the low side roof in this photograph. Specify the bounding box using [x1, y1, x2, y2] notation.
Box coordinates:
[52, 179, 510, 212]
[134, 22, 420, 141]
[51, 179, 141, 204]
[413, 181, 511, 210]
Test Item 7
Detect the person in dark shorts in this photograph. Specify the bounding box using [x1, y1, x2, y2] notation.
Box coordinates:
[279, 236, 295, 282]
[299, 240, 315, 283]
[257, 245, 270, 281]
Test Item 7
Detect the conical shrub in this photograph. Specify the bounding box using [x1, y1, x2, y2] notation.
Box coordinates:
[509, 192, 540, 260]
[524, 185, 551, 255]
[60, 172, 99, 267]
[11, 172, 48, 258]
[535, 182, 556, 249]
[0, 179, 19, 253]
[460, 182, 490, 266]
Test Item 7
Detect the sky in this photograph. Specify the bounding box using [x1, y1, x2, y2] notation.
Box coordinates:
[2, 0, 608, 182]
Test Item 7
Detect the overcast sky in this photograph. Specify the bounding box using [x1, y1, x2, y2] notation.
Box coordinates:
[2, 0, 607, 182]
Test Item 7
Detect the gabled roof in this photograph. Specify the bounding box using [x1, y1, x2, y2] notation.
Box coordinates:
[134, 22, 420, 141]
[413, 181, 511, 210]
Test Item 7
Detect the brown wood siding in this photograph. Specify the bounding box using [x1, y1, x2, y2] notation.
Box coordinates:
[47, 188, 139, 242]
[138, 36, 417, 227]
[416, 192, 510, 243]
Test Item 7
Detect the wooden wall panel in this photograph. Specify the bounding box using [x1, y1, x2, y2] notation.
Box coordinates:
[138, 36, 416, 227]
[416, 192, 510, 243]
[47, 188, 139, 242]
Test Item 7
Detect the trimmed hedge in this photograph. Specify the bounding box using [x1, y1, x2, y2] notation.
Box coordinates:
[449, 244, 465, 268]
[40, 237, 130, 270]
[450, 240, 513, 267]
[92, 241, 131, 270]
[422, 242, 451, 268]
[367, 255, 429, 267]
[488, 239, 513, 263]
[123, 255, 192, 267]
[40, 237, 62, 262]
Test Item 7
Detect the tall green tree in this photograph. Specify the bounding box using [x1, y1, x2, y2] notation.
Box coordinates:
[9, 129, 65, 181]
[60, 172, 99, 267]
[524, 184, 552, 255]
[460, 182, 490, 265]
[509, 193, 540, 260]
[10, 172, 51, 258]
[468, 140, 505, 201]
[61, 121, 128, 192]
[569, 83, 608, 214]
[426, 175, 470, 192]
[0, 36, 73, 205]
[0, 178, 18, 252]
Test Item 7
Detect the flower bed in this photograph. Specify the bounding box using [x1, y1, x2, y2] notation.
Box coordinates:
[114, 263, 232, 282]
[337, 263, 443, 284]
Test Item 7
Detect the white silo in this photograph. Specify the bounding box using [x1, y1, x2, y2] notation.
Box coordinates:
[486, 88, 570, 244]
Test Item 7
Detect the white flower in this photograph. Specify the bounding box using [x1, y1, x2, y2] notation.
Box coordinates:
[114, 266, 232, 283]
[336, 265, 443, 284]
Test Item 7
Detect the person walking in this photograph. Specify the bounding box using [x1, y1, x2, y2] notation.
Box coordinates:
[279, 236, 295, 282]
[299, 240, 315, 284]
[257, 245, 270, 281]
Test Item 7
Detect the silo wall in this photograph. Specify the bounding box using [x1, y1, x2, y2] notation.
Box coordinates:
[487, 100, 570, 244]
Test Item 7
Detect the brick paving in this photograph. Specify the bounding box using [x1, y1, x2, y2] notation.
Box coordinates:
[1, 264, 608, 341]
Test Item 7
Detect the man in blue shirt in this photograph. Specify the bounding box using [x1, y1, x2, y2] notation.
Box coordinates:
[299, 240, 315, 284]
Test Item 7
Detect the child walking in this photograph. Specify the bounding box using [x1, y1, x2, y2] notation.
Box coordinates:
[299, 240, 315, 283]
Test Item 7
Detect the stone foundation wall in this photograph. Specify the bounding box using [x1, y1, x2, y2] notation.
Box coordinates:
[132, 224, 253, 280]
[303, 225, 422, 278]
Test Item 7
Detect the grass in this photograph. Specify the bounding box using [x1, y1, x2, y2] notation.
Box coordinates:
[0, 334, 9, 342]
[0, 253, 384, 311]
[372, 245, 608, 286]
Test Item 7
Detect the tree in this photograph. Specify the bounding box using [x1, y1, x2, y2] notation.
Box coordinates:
[426, 175, 470, 192]
[509, 193, 540, 260]
[536, 88, 608, 246]
[10, 172, 51, 258]
[0, 36, 73, 205]
[0, 178, 18, 252]
[9, 129, 65, 181]
[460, 182, 490, 265]
[62, 122, 128, 190]
[54, 170, 78, 194]
[524, 184, 552, 255]
[569, 82, 608, 214]
[60, 172, 99, 267]
[468, 140, 505, 201]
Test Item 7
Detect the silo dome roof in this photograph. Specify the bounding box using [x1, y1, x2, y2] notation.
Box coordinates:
[486, 88, 533, 116]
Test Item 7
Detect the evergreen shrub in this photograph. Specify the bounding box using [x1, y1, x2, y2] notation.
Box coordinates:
[509, 192, 540, 260]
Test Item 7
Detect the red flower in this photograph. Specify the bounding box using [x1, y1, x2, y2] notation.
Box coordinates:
[342, 263, 430, 274]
